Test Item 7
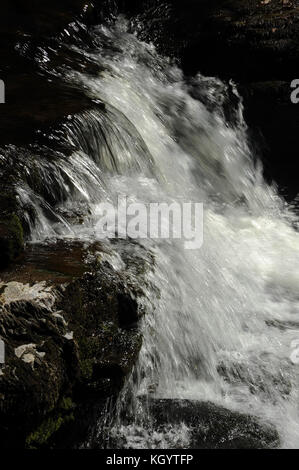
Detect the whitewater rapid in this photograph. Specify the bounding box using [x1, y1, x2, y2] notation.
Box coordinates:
[17, 19, 299, 448]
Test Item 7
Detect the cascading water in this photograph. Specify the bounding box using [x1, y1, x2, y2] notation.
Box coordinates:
[12, 18, 299, 448]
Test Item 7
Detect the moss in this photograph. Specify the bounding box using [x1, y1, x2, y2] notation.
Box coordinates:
[79, 358, 94, 380]
[77, 334, 95, 380]
[26, 412, 75, 449]
[25, 397, 75, 449]
[77, 331, 107, 381]
[59, 397, 75, 412]
[26, 416, 64, 449]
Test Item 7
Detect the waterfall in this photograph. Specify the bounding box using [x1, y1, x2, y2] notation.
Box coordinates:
[15, 18, 299, 448]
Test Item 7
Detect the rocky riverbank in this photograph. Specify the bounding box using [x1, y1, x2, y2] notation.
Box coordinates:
[0, 241, 144, 448]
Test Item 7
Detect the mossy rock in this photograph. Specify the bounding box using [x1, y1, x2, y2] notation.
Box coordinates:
[26, 397, 76, 449]
[0, 242, 145, 448]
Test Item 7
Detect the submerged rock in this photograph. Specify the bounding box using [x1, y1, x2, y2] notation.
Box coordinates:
[147, 398, 279, 449]
[0, 241, 144, 448]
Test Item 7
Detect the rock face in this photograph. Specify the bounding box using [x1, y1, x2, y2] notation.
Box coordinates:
[0, 242, 143, 448]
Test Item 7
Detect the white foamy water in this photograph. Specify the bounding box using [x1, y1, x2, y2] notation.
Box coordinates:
[17, 19, 299, 448]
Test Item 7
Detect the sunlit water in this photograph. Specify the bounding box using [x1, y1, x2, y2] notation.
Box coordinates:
[15, 19, 299, 448]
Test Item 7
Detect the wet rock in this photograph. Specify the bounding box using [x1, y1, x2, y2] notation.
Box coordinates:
[0, 1, 111, 147]
[0, 241, 144, 448]
[0, 241, 89, 284]
[0, 74, 94, 146]
[147, 398, 279, 449]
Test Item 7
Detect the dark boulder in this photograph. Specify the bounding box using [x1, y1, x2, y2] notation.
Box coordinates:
[147, 398, 279, 449]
